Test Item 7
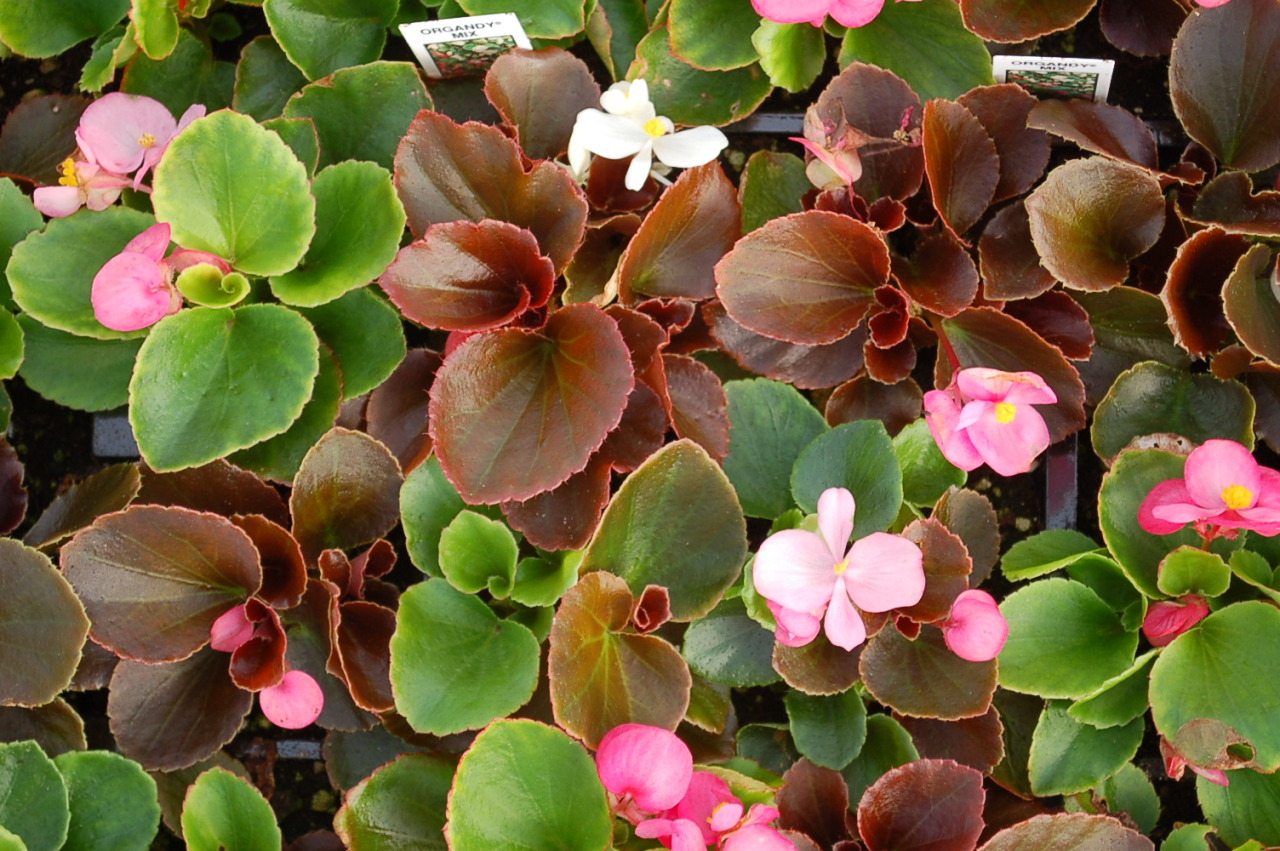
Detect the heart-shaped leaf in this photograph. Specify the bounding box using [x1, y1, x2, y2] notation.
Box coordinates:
[390, 580, 540, 736]
[723, 378, 829, 519]
[682, 597, 782, 688]
[668, 0, 760, 70]
[0, 539, 89, 707]
[181, 767, 280, 851]
[786, 689, 867, 771]
[484, 48, 600, 161]
[263, 0, 397, 81]
[548, 571, 692, 748]
[791, 420, 903, 535]
[629, 24, 772, 126]
[1028, 702, 1143, 796]
[334, 754, 454, 850]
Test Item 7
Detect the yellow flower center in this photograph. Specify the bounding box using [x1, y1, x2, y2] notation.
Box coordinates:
[996, 402, 1017, 424]
[138, 132, 157, 148]
[57, 158, 79, 187]
[833, 558, 849, 576]
[1222, 484, 1254, 510]
[643, 118, 668, 138]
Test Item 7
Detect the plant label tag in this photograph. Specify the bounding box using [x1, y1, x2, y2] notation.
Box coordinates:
[399, 13, 532, 79]
[992, 56, 1115, 103]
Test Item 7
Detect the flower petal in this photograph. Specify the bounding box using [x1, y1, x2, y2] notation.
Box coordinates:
[596, 724, 693, 814]
[817, 487, 855, 563]
[625, 141, 656, 191]
[91, 252, 181, 332]
[32, 185, 85, 218]
[673, 771, 736, 843]
[956, 368, 1055, 405]
[751, 0, 834, 24]
[768, 600, 822, 647]
[924, 389, 983, 471]
[259, 670, 324, 729]
[209, 604, 255, 652]
[572, 109, 650, 159]
[122, 222, 172, 260]
[822, 583, 867, 651]
[76, 92, 177, 176]
[828, 0, 887, 27]
[1138, 479, 1197, 535]
[942, 589, 1008, 662]
[636, 818, 707, 851]
[962, 401, 1051, 477]
[722, 824, 797, 851]
[1184, 439, 1260, 512]
[844, 532, 925, 612]
[753, 530, 838, 614]
[652, 126, 730, 169]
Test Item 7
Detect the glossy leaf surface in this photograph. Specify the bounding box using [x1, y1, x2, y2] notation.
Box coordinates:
[862, 626, 997, 720]
[263, 0, 397, 81]
[181, 767, 280, 851]
[0, 740, 68, 851]
[334, 753, 453, 851]
[924, 98, 999, 237]
[858, 758, 985, 851]
[53, 751, 160, 851]
[791, 421, 903, 535]
[723, 379, 828, 518]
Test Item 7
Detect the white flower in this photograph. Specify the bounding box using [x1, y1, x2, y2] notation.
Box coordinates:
[567, 79, 729, 190]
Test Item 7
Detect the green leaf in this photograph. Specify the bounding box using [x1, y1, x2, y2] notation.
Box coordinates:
[791, 420, 903, 537]
[401, 456, 467, 577]
[270, 161, 405, 306]
[630, 25, 773, 126]
[999, 578, 1139, 699]
[390, 580, 540, 736]
[510, 555, 579, 608]
[296, 288, 406, 399]
[893, 419, 966, 506]
[0, 824, 23, 851]
[1197, 769, 1280, 847]
[174, 265, 250, 309]
[0, 311, 23, 380]
[180, 768, 280, 851]
[152, 110, 316, 277]
[78, 26, 129, 92]
[233, 36, 308, 121]
[841, 714, 919, 804]
[737, 724, 799, 776]
[1158, 546, 1231, 598]
[1028, 702, 1144, 796]
[445, 720, 612, 851]
[132, 0, 179, 59]
[668, 0, 759, 70]
[120, 29, 234, 116]
[261, 116, 319, 176]
[439, 510, 519, 597]
[753, 21, 825, 93]
[839, 0, 994, 102]
[1067, 650, 1157, 730]
[1093, 763, 1160, 836]
[738, 151, 811, 233]
[0, 0, 129, 58]
[53, 751, 160, 851]
[1162, 824, 1216, 851]
[15, 315, 141, 412]
[681, 597, 782, 687]
[1092, 361, 1255, 463]
[581, 440, 747, 620]
[722, 378, 828, 518]
[8, 207, 154, 340]
[0, 177, 43, 309]
[0, 741, 68, 851]
[129, 305, 320, 471]
[282, 61, 432, 171]
[456, 0, 587, 38]
[263, 0, 399, 81]
[1151, 601, 1280, 772]
[1230, 549, 1280, 605]
[334, 754, 454, 850]
[1001, 529, 1102, 582]
[786, 689, 867, 771]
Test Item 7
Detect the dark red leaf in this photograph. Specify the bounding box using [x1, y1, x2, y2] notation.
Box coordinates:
[978, 813, 1154, 851]
[897, 708, 1005, 775]
[23, 463, 140, 552]
[662, 353, 730, 461]
[585, 154, 662, 212]
[773, 631, 868, 696]
[826, 376, 923, 436]
[778, 759, 853, 850]
[334, 600, 396, 712]
[501, 455, 613, 551]
[959, 0, 1095, 42]
[564, 214, 641, 303]
[934, 488, 1000, 589]
[0, 94, 89, 185]
[0, 439, 27, 535]
[1100, 0, 1187, 56]
[1027, 100, 1158, 170]
[379, 220, 555, 332]
[229, 601, 286, 691]
[598, 382, 670, 473]
[617, 163, 741, 302]
[864, 338, 918, 384]
[1223, 244, 1280, 365]
[394, 111, 588, 271]
[631, 585, 672, 635]
[366, 348, 441, 475]
[1187, 171, 1280, 237]
[283, 580, 378, 732]
[898, 519, 972, 625]
[351, 538, 396, 585]
[605, 305, 669, 381]
[858, 759, 985, 851]
[893, 232, 980, 318]
[924, 100, 999, 239]
[230, 514, 307, 610]
[957, 85, 1050, 203]
[318, 550, 352, 600]
[978, 201, 1058, 302]
[861, 625, 998, 720]
[1161, 227, 1250, 356]
[136, 459, 290, 527]
[716, 211, 890, 346]
[1003, 291, 1095, 361]
[868, 286, 912, 349]
[429, 304, 634, 504]
[483, 48, 601, 161]
[705, 301, 867, 390]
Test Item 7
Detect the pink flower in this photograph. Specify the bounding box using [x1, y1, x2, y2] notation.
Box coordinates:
[258, 669, 324, 729]
[209, 604, 256, 652]
[940, 589, 1008, 662]
[924, 367, 1057, 477]
[1142, 594, 1210, 648]
[91, 222, 230, 331]
[32, 157, 131, 218]
[753, 487, 925, 651]
[636, 772, 794, 851]
[1138, 440, 1280, 538]
[752, 0, 921, 28]
[76, 92, 205, 189]
[596, 724, 694, 819]
[1193, 0, 1232, 5]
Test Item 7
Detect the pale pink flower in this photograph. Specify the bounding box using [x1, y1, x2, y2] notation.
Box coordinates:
[258, 670, 324, 729]
[32, 157, 131, 218]
[752, 0, 921, 28]
[924, 367, 1057, 477]
[91, 222, 229, 331]
[76, 92, 205, 189]
[1142, 594, 1210, 648]
[637, 771, 794, 850]
[940, 589, 1008, 662]
[753, 487, 925, 651]
[1138, 440, 1280, 537]
[209, 604, 255, 652]
[596, 724, 693, 819]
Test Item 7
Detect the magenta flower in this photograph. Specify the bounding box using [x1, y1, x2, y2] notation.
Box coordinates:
[924, 367, 1057, 477]
[752, 0, 920, 28]
[753, 487, 925, 652]
[208, 604, 324, 730]
[76, 92, 205, 189]
[940, 589, 1008, 662]
[32, 157, 131, 218]
[637, 771, 794, 851]
[1138, 439, 1280, 538]
[91, 222, 229, 331]
[596, 724, 693, 820]
[1142, 594, 1210, 648]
